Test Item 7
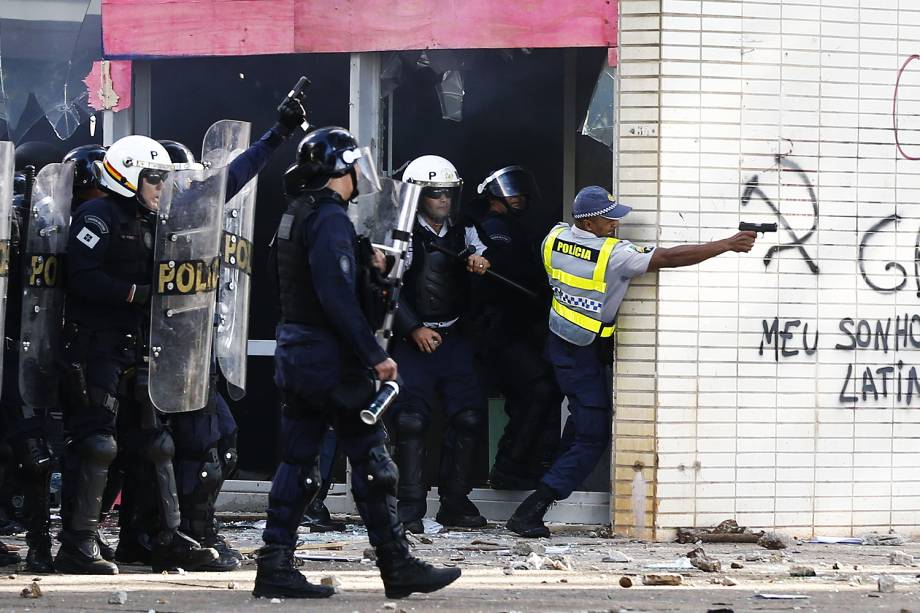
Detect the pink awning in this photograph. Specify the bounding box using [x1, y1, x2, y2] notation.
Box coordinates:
[102, 0, 617, 60]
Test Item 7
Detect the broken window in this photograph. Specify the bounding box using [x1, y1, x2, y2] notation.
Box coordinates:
[0, 0, 101, 141]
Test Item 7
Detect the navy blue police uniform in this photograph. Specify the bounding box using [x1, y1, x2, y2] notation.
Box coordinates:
[389, 216, 487, 531]
[468, 204, 563, 490]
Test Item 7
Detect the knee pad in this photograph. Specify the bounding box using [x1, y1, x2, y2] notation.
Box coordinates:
[197, 448, 222, 494]
[145, 429, 175, 466]
[451, 408, 484, 435]
[14, 437, 52, 478]
[298, 460, 322, 505]
[218, 430, 238, 478]
[365, 444, 398, 496]
[76, 433, 117, 466]
[396, 410, 428, 439]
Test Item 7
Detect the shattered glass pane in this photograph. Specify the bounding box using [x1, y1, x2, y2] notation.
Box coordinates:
[437, 70, 464, 122]
[581, 64, 616, 150]
[380, 52, 404, 99]
[0, 0, 101, 142]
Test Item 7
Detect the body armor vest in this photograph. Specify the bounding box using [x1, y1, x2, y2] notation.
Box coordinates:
[403, 221, 468, 323]
[274, 193, 337, 327]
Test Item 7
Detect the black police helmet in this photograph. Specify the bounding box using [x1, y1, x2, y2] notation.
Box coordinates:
[284, 126, 359, 196]
[14, 141, 65, 173]
[158, 140, 197, 165]
[63, 144, 107, 190]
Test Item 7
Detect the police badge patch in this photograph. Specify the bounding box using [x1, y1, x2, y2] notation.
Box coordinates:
[76, 227, 100, 249]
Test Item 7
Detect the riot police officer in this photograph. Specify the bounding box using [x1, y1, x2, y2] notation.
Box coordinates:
[2, 143, 73, 572]
[466, 166, 562, 491]
[257, 127, 460, 599]
[108, 101, 305, 573]
[56, 134, 219, 574]
[388, 155, 490, 533]
[506, 186, 756, 537]
[65, 145, 107, 211]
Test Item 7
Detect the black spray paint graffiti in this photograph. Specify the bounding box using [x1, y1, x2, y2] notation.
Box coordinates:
[856, 215, 920, 298]
[760, 315, 920, 405]
[741, 155, 820, 274]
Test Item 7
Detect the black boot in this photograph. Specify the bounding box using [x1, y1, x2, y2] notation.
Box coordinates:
[376, 540, 461, 599]
[96, 529, 116, 562]
[301, 499, 346, 532]
[506, 484, 556, 538]
[25, 535, 53, 573]
[252, 544, 335, 599]
[435, 495, 486, 529]
[398, 499, 426, 534]
[150, 530, 218, 572]
[489, 464, 538, 491]
[114, 527, 152, 565]
[54, 532, 118, 575]
[0, 540, 21, 566]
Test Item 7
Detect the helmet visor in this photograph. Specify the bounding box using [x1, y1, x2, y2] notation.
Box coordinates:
[343, 147, 382, 196]
[478, 166, 541, 202]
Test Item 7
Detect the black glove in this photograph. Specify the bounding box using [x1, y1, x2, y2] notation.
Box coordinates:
[131, 284, 151, 305]
[275, 96, 306, 137]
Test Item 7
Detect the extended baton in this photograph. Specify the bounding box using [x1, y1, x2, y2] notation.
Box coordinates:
[426, 242, 538, 300]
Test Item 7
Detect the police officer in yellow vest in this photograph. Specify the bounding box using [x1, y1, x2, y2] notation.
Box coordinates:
[506, 186, 756, 537]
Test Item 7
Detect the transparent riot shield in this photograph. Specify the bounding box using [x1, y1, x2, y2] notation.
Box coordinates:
[19, 161, 73, 409]
[148, 165, 227, 413]
[0, 142, 13, 391]
[349, 177, 422, 347]
[201, 120, 255, 401]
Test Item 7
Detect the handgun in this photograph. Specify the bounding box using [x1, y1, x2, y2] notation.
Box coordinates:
[279, 76, 312, 131]
[738, 222, 777, 234]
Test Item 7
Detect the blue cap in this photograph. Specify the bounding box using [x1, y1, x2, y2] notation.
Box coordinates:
[572, 186, 632, 220]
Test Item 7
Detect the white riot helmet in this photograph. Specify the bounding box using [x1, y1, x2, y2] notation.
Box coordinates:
[96, 135, 172, 202]
[402, 155, 462, 223]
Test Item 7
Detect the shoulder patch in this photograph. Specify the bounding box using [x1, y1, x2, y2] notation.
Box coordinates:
[626, 243, 653, 254]
[83, 215, 109, 235]
[76, 227, 101, 249]
[489, 233, 512, 244]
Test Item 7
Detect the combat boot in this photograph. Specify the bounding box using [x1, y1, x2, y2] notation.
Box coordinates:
[0, 541, 21, 566]
[252, 544, 334, 599]
[194, 525, 241, 572]
[150, 531, 218, 572]
[506, 484, 556, 538]
[96, 529, 116, 562]
[54, 532, 118, 575]
[398, 499, 426, 535]
[25, 535, 53, 573]
[375, 540, 461, 599]
[435, 495, 486, 529]
[301, 498, 346, 532]
[113, 528, 152, 565]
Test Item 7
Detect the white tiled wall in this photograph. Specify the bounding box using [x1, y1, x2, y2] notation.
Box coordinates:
[615, 0, 920, 538]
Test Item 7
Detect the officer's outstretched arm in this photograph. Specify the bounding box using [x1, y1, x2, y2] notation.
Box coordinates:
[647, 231, 755, 272]
[68, 209, 138, 304]
[307, 214, 388, 369]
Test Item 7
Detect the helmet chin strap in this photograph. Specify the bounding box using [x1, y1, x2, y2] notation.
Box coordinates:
[347, 167, 359, 202]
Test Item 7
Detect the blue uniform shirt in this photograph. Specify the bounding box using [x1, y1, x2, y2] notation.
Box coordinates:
[301, 198, 387, 369]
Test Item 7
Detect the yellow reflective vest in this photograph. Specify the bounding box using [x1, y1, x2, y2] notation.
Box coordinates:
[541, 224, 617, 345]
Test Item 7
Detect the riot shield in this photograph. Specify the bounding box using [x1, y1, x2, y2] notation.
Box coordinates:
[0, 143, 13, 392]
[201, 120, 256, 401]
[19, 161, 73, 409]
[349, 177, 422, 347]
[148, 164, 227, 413]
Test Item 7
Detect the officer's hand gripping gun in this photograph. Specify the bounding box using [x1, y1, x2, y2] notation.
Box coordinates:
[426, 242, 538, 300]
[738, 222, 777, 234]
[278, 76, 312, 131]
